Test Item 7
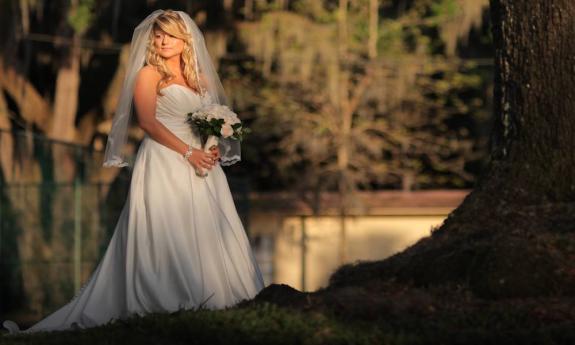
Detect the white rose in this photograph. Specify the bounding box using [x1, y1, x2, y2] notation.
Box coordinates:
[220, 124, 234, 138]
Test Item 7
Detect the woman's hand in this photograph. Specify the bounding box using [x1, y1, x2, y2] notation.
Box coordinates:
[187, 148, 216, 172]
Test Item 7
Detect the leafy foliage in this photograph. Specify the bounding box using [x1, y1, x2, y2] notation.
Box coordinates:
[228, 0, 492, 192]
[68, 0, 96, 34]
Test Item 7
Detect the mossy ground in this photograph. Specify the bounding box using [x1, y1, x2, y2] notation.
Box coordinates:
[0, 302, 388, 345]
[2, 282, 575, 345]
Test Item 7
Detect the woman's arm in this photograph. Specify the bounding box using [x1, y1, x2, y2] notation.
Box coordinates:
[133, 66, 216, 170]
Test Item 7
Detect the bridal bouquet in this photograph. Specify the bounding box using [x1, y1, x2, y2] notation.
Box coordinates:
[186, 103, 249, 177]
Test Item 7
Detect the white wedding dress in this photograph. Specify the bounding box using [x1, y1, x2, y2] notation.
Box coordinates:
[3, 84, 265, 334]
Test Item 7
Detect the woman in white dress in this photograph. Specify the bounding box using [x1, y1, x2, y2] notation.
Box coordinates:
[3, 9, 265, 335]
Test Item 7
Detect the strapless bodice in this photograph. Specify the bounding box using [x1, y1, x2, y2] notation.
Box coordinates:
[155, 84, 208, 147]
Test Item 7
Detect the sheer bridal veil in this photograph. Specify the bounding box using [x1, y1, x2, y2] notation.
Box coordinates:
[103, 9, 241, 168]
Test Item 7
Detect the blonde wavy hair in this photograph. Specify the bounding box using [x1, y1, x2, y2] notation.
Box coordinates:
[145, 10, 200, 95]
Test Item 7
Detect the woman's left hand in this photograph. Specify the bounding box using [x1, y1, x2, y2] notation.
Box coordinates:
[209, 146, 221, 162]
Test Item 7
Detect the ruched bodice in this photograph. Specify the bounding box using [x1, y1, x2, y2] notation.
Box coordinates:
[155, 84, 208, 147]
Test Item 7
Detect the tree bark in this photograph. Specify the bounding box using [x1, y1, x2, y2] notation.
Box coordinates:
[368, 0, 378, 59]
[330, 0, 575, 299]
[245, 0, 254, 19]
[337, 0, 350, 265]
[0, 92, 14, 182]
[0, 58, 51, 132]
[441, 0, 575, 221]
[487, 0, 575, 203]
[224, 0, 234, 12]
[51, 35, 81, 142]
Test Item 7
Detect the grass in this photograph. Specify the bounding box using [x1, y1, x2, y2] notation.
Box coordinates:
[3, 291, 575, 345]
[0, 302, 394, 345]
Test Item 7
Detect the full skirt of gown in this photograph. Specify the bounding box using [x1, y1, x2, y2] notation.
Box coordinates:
[2, 84, 265, 334]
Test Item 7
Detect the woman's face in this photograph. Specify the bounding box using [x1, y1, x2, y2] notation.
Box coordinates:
[153, 29, 184, 59]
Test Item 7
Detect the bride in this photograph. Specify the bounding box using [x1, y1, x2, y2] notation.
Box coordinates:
[3, 9, 265, 334]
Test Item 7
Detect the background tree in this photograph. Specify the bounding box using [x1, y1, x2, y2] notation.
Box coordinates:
[51, 0, 96, 142]
[330, 0, 575, 299]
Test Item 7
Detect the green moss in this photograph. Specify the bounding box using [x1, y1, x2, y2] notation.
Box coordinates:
[0, 303, 392, 345]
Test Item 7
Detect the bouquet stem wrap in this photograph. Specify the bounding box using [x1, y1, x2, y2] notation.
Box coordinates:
[204, 135, 219, 153]
[194, 135, 219, 177]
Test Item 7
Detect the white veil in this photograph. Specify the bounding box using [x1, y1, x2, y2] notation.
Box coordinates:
[103, 9, 241, 168]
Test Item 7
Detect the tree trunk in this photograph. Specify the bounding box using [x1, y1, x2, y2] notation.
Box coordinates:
[368, 0, 378, 59]
[276, 0, 287, 10]
[330, 0, 575, 299]
[245, 0, 254, 19]
[0, 92, 14, 181]
[0, 58, 51, 132]
[51, 35, 81, 142]
[336, 0, 350, 265]
[19, 0, 30, 34]
[486, 0, 575, 202]
[224, 0, 234, 12]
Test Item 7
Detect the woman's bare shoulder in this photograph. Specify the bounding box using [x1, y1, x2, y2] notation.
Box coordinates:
[136, 65, 161, 84]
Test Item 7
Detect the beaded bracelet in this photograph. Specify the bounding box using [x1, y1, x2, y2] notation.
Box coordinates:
[183, 145, 194, 160]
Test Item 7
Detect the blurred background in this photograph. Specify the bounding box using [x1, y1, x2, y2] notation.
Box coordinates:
[0, 0, 493, 324]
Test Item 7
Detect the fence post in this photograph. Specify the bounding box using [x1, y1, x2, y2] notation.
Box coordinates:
[300, 215, 307, 292]
[0, 132, 3, 261]
[0, 131, 3, 312]
[73, 147, 83, 293]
